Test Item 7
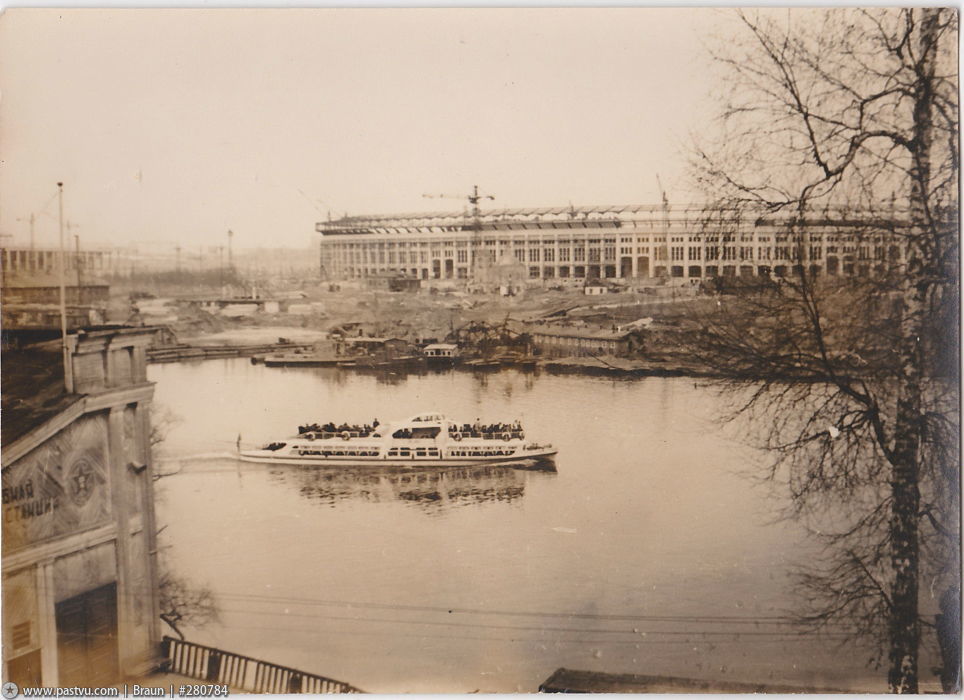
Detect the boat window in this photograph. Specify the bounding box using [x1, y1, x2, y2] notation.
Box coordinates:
[400, 448, 411, 456]
[415, 448, 427, 457]
[428, 448, 439, 456]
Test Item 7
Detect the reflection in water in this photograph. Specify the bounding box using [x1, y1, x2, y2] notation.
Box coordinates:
[266, 463, 554, 511]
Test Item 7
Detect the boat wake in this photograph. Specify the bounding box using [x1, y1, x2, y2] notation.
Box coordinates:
[156, 451, 238, 463]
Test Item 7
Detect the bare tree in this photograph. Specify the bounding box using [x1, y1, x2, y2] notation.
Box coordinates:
[151, 407, 218, 639]
[158, 570, 220, 641]
[689, 8, 959, 693]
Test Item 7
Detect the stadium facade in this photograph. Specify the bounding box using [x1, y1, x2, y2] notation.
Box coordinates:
[316, 204, 904, 284]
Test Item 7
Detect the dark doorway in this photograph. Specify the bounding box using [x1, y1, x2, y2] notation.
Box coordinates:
[56, 583, 119, 688]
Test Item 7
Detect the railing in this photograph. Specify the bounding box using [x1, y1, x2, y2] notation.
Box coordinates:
[162, 636, 361, 694]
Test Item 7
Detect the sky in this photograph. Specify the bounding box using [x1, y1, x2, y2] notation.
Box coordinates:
[0, 8, 724, 250]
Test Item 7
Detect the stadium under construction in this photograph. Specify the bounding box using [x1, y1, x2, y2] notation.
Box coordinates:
[316, 203, 907, 285]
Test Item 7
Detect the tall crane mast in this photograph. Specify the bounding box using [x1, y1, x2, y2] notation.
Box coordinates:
[655, 175, 670, 278]
[422, 185, 495, 278]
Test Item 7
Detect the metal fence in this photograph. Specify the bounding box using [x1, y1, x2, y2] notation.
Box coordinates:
[162, 636, 361, 694]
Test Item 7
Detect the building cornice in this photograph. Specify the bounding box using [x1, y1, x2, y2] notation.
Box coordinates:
[2, 383, 154, 466]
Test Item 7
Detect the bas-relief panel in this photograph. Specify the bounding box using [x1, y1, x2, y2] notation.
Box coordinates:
[2, 413, 112, 553]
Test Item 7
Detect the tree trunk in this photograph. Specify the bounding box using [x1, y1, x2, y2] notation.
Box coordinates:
[887, 8, 941, 694]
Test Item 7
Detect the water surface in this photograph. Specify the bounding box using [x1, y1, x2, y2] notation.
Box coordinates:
[150, 360, 879, 693]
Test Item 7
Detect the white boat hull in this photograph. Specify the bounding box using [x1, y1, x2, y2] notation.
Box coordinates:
[240, 412, 557, 469]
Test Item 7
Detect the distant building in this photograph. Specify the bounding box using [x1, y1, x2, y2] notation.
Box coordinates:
[2, 248, 113, 278]
[1, 269, 112, 345]
[525, 324, 640, 358]
[422, 343, 459, 359]
[2, 275, 110, 307]
[2, 328, 162, 688]
[317, 204, 910, 284]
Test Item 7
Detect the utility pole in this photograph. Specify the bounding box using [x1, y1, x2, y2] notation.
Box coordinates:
[227, 229, 234, 270]
[65, 221, 81, 285]
[74, 233, 82, 289]
[15, 213, 36, 251]
[57, 182, 73, 392]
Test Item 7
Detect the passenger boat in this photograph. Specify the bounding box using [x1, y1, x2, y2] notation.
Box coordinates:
[239, 413, 557, 467]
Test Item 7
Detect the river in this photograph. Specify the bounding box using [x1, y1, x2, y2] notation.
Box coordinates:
[148, 359, 881, 693]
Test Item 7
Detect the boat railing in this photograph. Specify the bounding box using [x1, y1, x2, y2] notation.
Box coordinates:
[449, 429, 525, 440]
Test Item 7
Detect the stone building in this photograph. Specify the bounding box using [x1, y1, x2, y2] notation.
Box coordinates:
[1, 248, 112, 341]
[2, 328, 161, 688]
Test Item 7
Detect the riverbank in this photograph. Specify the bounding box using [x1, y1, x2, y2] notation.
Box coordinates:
[147, 337, 712, 378]
[535, 355, 711, 378]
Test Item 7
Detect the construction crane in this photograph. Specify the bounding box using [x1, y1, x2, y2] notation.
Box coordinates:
[422, 185, 495, 278]
[655, 175, 670, 279]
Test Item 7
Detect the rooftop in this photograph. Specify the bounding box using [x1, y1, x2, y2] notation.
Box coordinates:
[1, 343, 79, 448]
[317, 203, 913, 235]
[2, 326, 160, 449]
